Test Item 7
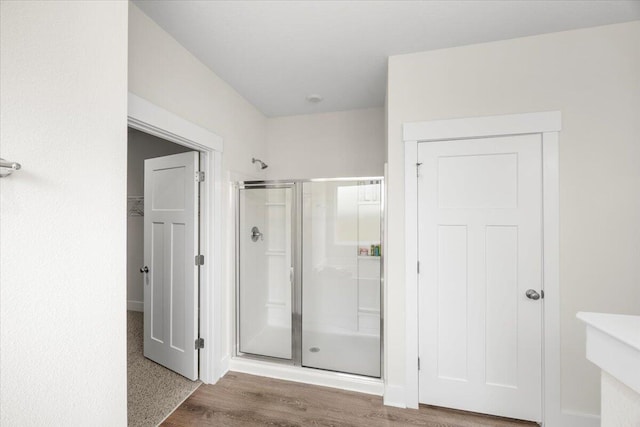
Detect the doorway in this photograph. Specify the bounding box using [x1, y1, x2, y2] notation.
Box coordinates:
[417, 134, 543, 422]
[126, 92, 225, 425]
[402, 111, 562, 424]
[126, 128, 201, 426]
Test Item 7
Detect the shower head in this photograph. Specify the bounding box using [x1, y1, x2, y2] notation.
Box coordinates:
[252, 157, 268, 170]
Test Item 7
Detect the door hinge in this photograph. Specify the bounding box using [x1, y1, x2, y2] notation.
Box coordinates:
[418, 357, 421, 370]
[416, 162, 422, 178]
[195, 338, 204, 350]
[195, 254, 205, 266]
[195, 171, 205, 182]
[417, 261, 420, 274]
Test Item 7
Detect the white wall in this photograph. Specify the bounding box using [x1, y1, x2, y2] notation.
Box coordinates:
[386, 21, 640, 418]
[126, 128, 191, 310]
[129, 3, 268, 179]
[266, 108, 385, 179]
[0, 1, 128, 425]
[128, 2, 269, 370]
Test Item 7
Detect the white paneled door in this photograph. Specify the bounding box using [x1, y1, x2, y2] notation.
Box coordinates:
[418, 135, 543, 422]
[143, 152, 200, 381]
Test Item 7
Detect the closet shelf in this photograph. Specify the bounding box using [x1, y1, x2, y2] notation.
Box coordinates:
[127, 196, 144, 217]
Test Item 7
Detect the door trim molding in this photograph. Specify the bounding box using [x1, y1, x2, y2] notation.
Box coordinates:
[403, 111, 561, 142]
[403, 111, 569, 426]
[128, 92, 224, 384]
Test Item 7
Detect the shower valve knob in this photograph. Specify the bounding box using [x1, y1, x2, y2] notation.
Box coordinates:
[251, 226, 263, 242]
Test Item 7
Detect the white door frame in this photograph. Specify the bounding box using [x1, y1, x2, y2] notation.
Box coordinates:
[128, 93, 224, 384]
[403, 111, 566, 426]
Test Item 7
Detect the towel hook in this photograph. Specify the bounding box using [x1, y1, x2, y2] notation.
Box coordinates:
[0, 158, 21, 178]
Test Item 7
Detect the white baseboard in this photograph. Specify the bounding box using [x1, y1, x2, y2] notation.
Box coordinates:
[383, 384, 406, 408]
[546, 410, 600, 427]
[228, 357, 384, 396]
[219, 355, 230, 379]
[380, 384, 601, 426]
[127, 300, 143, 312]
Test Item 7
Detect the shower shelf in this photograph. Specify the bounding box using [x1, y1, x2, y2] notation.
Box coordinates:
[357, 256, 380, 260]
[265, 250, 286, 256]
[265, 301, 286, 307]
[358, 308, 380, 314]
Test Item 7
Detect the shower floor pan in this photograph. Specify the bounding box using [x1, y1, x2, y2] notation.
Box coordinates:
[241, 325, 380, 378]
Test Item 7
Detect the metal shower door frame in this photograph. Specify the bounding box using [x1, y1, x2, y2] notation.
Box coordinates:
[235, 181, 301, 365]
[235, 177, 384, 378]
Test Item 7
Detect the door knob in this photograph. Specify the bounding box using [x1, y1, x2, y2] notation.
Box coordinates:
[140, 266, 149, 273]
[525, 289, 540, 300]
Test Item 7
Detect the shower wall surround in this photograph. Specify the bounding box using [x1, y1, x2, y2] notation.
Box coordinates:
[236, 178, 383, 378]
[238, 186, 293, 360]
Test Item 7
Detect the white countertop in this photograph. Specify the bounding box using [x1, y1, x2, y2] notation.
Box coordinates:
[577, 312, 640, 394]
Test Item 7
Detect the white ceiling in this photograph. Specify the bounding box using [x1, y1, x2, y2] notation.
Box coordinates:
[133, 1, 640, 117]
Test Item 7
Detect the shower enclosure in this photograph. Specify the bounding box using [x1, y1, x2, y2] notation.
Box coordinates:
[236, 178, 383, 378]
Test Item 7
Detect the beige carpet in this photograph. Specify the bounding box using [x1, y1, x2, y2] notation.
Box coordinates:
[127, 311, 201, 427]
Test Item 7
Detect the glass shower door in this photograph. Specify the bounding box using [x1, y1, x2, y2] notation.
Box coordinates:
[238, 185, 293, 359]
[301, 180, 382, 377]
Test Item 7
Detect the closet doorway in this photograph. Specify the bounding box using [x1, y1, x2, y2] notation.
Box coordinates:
[417, 134, 543, 422]
[125, 93, 224, 426]
[126, 127, 202, 426]
[403, 111, 562, 425]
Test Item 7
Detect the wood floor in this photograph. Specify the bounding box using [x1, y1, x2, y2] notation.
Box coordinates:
[163, 372, 537, 427]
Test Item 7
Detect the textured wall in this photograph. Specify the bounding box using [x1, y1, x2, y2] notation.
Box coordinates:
[0, 1, 128, 424]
